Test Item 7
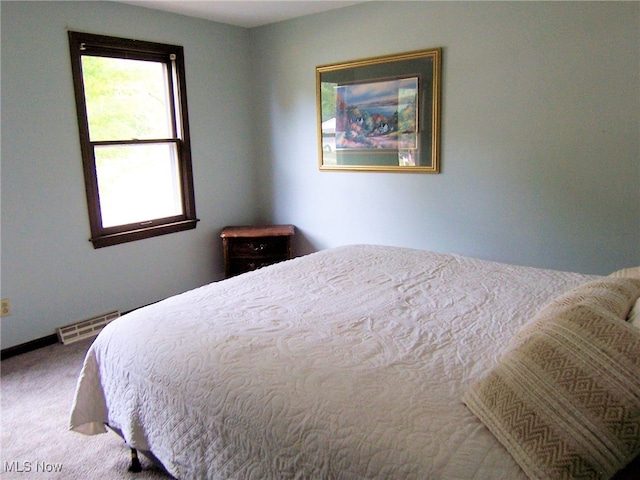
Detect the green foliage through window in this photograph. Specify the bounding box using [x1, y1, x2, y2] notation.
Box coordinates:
[82, 56, 172, 141]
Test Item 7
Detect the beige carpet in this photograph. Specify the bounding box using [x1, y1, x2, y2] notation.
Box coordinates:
[1, 339, 172, 479]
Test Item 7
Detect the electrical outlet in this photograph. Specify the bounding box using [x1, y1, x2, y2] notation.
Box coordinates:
[1, 298, 12, 317]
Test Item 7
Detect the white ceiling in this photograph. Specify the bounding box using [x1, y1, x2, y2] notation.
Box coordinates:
[118, 1, 366, 28]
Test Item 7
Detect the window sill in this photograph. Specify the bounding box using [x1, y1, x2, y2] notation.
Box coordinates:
[90, 219, 199, 248]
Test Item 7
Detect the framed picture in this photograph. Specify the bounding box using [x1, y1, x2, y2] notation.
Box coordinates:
[316, 48, 441, 172]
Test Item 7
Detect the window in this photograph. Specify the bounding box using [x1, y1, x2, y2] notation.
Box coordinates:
[68, 31, 198, 248]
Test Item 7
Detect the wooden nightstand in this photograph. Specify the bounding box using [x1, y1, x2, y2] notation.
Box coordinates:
[220, 225, 295, 278]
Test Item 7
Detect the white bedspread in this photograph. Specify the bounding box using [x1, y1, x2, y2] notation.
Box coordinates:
[70, 245, 598, 479]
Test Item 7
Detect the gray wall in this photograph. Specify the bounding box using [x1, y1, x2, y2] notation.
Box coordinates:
[1, 1, 639, 349]
[251, 1, 639, 272]
[1, 1, 256, 348]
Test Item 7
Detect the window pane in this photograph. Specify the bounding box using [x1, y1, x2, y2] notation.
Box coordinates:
[94, 143, 183, 227]
[82, 56, 173, 141]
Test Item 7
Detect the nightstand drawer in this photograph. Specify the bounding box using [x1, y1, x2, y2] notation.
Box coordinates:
[227, 257, 286, 276]
[229, 236, 288, 257]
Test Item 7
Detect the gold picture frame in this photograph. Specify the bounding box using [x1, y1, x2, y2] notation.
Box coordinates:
[316, 48, 441, 173]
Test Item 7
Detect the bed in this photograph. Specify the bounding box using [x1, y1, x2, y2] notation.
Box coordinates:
[69, 244, 640, 479]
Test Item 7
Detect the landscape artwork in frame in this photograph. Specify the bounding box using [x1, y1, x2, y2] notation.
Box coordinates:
[317, 48, 441, 172]
[335, 76, 418, 151]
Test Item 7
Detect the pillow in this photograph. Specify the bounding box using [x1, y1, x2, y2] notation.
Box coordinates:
[463, 278, 640, 480]
[508, 278, 640, 350]
[609, 266, 640, 279]
[629, 298, 640, 329]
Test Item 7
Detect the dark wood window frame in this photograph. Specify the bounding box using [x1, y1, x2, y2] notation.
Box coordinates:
[68, 31, 198, 248]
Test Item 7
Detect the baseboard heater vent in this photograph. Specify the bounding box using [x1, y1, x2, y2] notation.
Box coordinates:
[56, 310, 120, 345]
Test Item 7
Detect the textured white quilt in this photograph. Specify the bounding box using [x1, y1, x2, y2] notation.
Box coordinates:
[69, 245, 598, 479]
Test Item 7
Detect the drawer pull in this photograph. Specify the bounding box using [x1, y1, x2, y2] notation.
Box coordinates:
[249, 242, 267, 252]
